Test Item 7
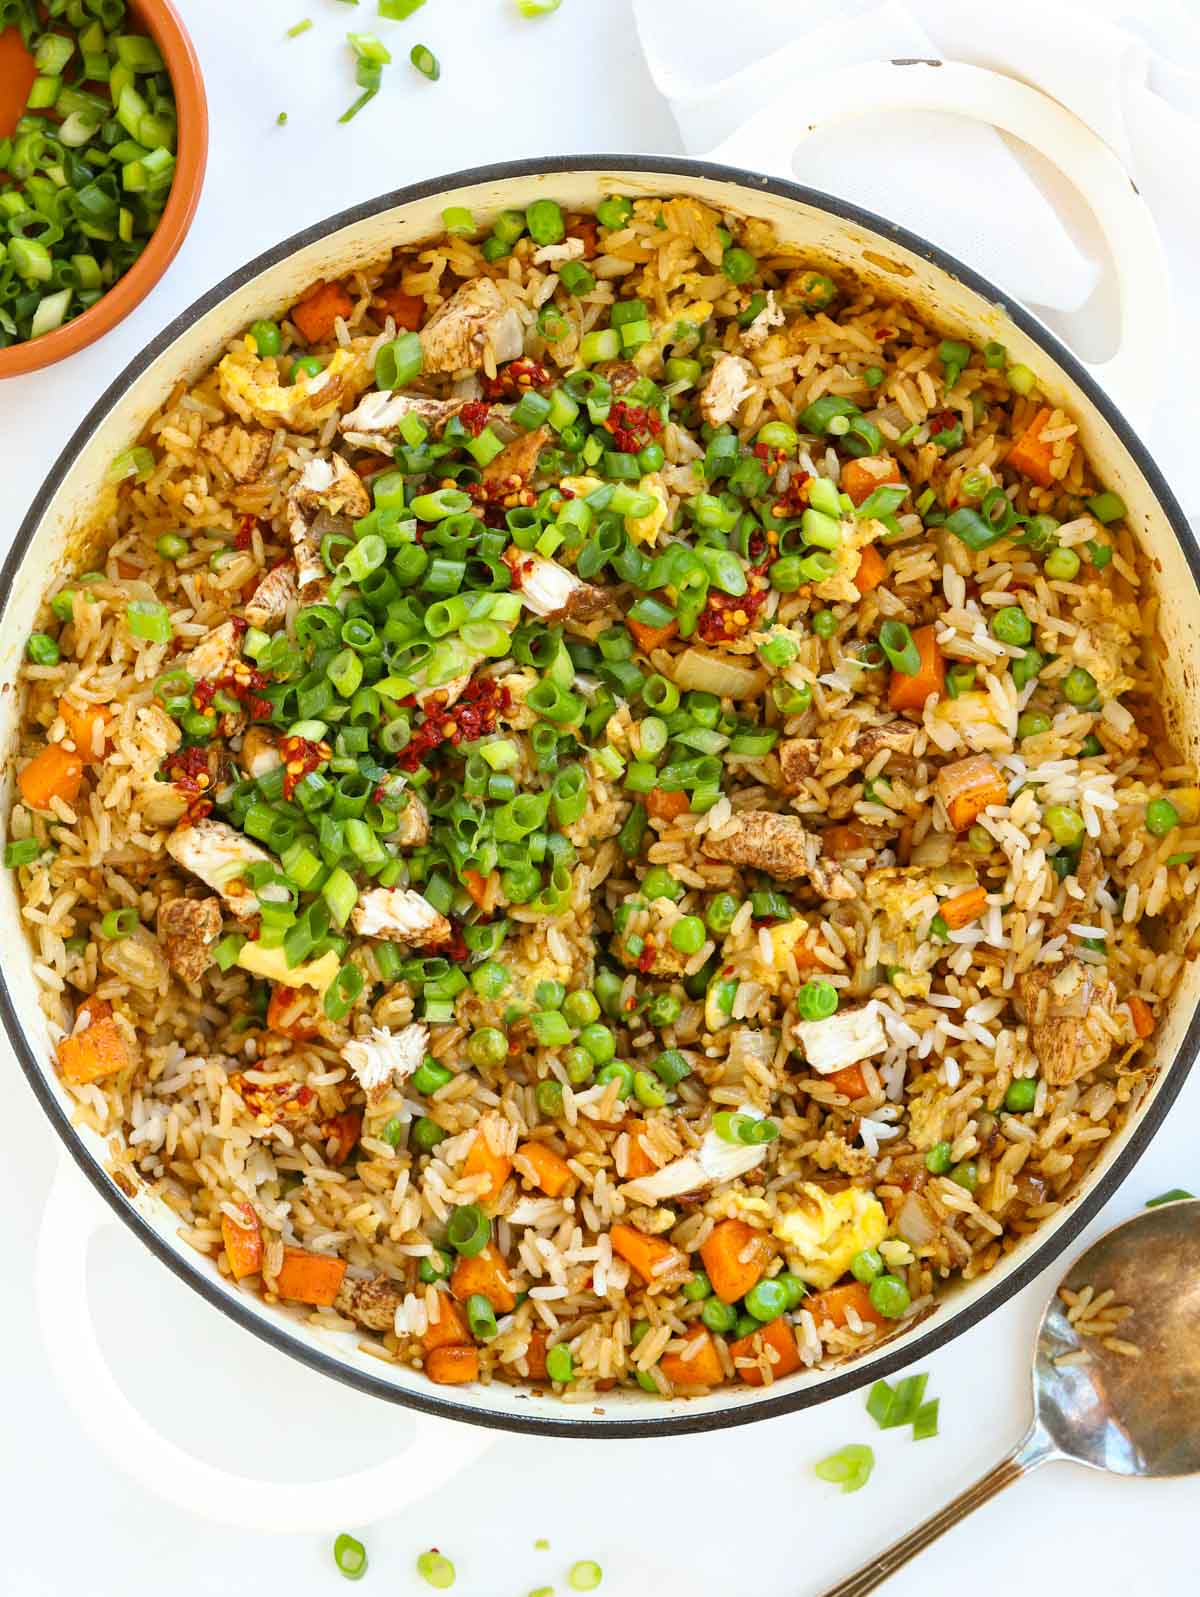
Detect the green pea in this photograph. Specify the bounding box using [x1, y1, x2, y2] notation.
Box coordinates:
[290, 354, 324, 383]
[594, 967, 624, 1018]
[775, 1272, 808, 1309]
[756, 421, 798, 454]
[1018, 710, 1051, 739]
[1062, 667, 1098, 706]
[545, 1343, 574, 1384]
[638, 442, 666, 473]
[790, 269, 837, 310]
[418, 1247, 452, 1283]
[642, 866, 684, 903]
[470, 960, 510, 1000]
[1011, 647, 1044, 691]
[630, 1318, 651, 1345]
[411, 1116, 446, 1153]
[645, 991, 682, 1029]
[670, 915, 705, 955]
[811, 609, 838, 639]
[868, 1274, 911, 1320]
[534, 979, 566, 1011]
[467, 1026, 508, 1067]
[156, 532, 189, 562]
[701, 1297, 739, 1333]
[596, 1059, 635, 1097]
[536, 1079, 565, 1117]
[1079, 733, 1104, 758]
[743, 1277, 789, 1322]
[381, 1116, 404, 1148]
[413, 1059, 453, 1096]
[721, 246, 757, 284]
[563, 1045, 595, 1085]
[967, 824, 992, 853]
[578, 1022, 616, 1064]
[929, 913, 949, 945]
[705, 893, 740, 934]
[925, 1141, 952, 1175]
[1146, 798, 1179, 838]
[991, 605, 1032, 647]
[562, 989, 600, 1029]
[1004, 1077, 1038, 1113]
[850, 1248, 884, 1285]
[734, 1312, 760, 1338]
[682, 1271, 712, 1302]
[949, 1160, 978, 1193]
[25, 633, 60, 666]
[1044, 545, 1081, 581]
[1044, 804, 1085, 848]
[633, 1069, 667, 1109]
[250, 318, 282, 357]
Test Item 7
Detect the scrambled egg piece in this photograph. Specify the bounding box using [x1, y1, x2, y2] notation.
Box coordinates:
[813, 518, 885, 604]
[218, 345, 369, 433]
[237, 941, 340, 994]
[934, 690, 1009, 752]
[626, 473, 669, 546]
[771, 1183, 888, 1290]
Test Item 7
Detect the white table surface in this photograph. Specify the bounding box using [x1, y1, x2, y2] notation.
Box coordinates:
[1, 2, 1196, 1592]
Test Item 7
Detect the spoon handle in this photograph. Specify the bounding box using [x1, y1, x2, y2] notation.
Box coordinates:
[817, 1427, 1057, 1596]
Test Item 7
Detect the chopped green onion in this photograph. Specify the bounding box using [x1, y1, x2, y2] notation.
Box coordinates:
[410, 43, 439, 80]
[100, 907, 138, 940]
[286, 19, 313, 37]
[814, 1444, 874, 1493]
[416, 1550, 456, 1589]
[568, 1562, 602, 1591]
[333, 1532, 368, 1581]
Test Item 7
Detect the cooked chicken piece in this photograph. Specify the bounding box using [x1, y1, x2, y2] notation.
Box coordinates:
[244, 563, 298, 630]
[851, 720, 918, 764]
[166, 818, 273, 918]
[778, 738, 822, 792]
[217, 346, 370, 433]
[186, 620, 241, 681]
[342, 1021, 428, 1099]
[390, 793, 430, 848]
[532, 237, 586, 267]
[503, 547, 610, 621]
[419, 278, 525, 375]
[702, 810, 854, 898]
[621, 1107, 771, 1203]
[482, 425, 549, 486]
[158, 895, 223, 984]
[739, 289, 784, 351]
[340, 389, 469, 452]
[287, 453, 370, 592]
[699, 353, 755, 427]
[595, 359, 640, 395]
[238, 727, 282, 780]
[414, 667, 479, 711]
[350, 887, 452, 945]
[1017, 961, 1119, 1085]
[334, 1272, 406, 1332]
[200, 424, 272, 484]
[794, 1002, 887, 1076]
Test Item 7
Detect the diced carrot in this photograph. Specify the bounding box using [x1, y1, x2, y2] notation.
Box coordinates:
[463, 867, 500, 913]
[807, 1280, 886, 1329]
[567, 218, 598, 258]
[523, 1330, 549, 1380]
[462, 1130, 513, 1205]
[887, 624, 945, 712]
[515, 1140, 575, 1198]
[826, 1063, 868, 1099]
[645, 787, 690, 822]
[322, 1108, 362, 1166]
[1006, 406, 1056, 487]
[1128, 994, 1155, 1039]
[840, 455, 903, 507]
[700, 1218, 774, 1304]
[426, 1344, 479, 1385]
[935, 753, 1007, 831]
[822, 823, 871, 859]
[290, 280, 355, 345]
[610, 1222, 686, 1286]
[274, 1246, 347, 1306]
[221, 1201, 263, 1280]
[115, 558, 140, 579]
[626, 615, 678, 654]
[267, 983, 320, 1040]
[729, 1313, 803, 1386]
[941, 885, 988, 930]
[853, 541, 888, 597]
[19, 743, 84, 811]
[373, 283, 424, 330]
[450, 1241, 517, 1312]
[421, 1292, 471, 1352]
[659, 1327, 725, 1387]
[56, 996, 133, 1085]
[622, 1120, 658, 1179]
[352, 452, 396, 479]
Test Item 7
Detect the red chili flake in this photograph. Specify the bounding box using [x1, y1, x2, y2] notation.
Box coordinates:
[192, 678, 216, 711]
[875, 327, 895, 341]
[250, 696, 273, 720]
[229, 1072, 315, 1126]
[459, 400, 491, 437]
[481, 358, 551, 399]
[603, 400, 661, 455]
[397, 676, 512, 772]
[696, 572, 770, 645]
[637, 941, 657, 974]
[235, 515, 258, 551]
[231, 615, 248, 639]
[279, 734, 331, 799]
[770, 469, 812, 520]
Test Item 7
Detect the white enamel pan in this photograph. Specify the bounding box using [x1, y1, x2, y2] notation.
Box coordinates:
[7, 63, 1199, 1535]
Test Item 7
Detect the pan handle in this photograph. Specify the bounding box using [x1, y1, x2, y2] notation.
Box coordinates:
[706, 59, 1169, 432]
[35, 1154, 496, 1534]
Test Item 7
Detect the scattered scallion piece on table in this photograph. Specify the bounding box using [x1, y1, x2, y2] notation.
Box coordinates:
[568, 1561, 603, 1591]
[814, 1443, 875, 1493]
[409, 43, 439, 80]
[286, 18, 313, 35]
[416, 1549, 456, 1588]
[332, 1532, 368, 1581]
[378, 0, 427, 16]
[1146, 1188, 1195, 1206]
[517, 0, 562, 13]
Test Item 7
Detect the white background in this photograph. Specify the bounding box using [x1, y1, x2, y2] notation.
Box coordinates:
[1, 2, 1196, 1592]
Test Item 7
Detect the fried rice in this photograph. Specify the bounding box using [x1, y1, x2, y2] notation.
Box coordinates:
[10, 190, 1197, 1399]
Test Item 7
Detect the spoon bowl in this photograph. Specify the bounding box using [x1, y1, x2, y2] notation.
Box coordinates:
[823, 1198, 1200, 1595]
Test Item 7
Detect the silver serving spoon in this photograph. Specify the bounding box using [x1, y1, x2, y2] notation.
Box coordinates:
[821, 1197, 1200, 1596]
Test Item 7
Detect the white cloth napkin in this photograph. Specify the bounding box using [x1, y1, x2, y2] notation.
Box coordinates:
[632, 0, 1200, 510]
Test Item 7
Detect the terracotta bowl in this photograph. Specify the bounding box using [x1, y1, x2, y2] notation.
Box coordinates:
[0, 0, 207, 378]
